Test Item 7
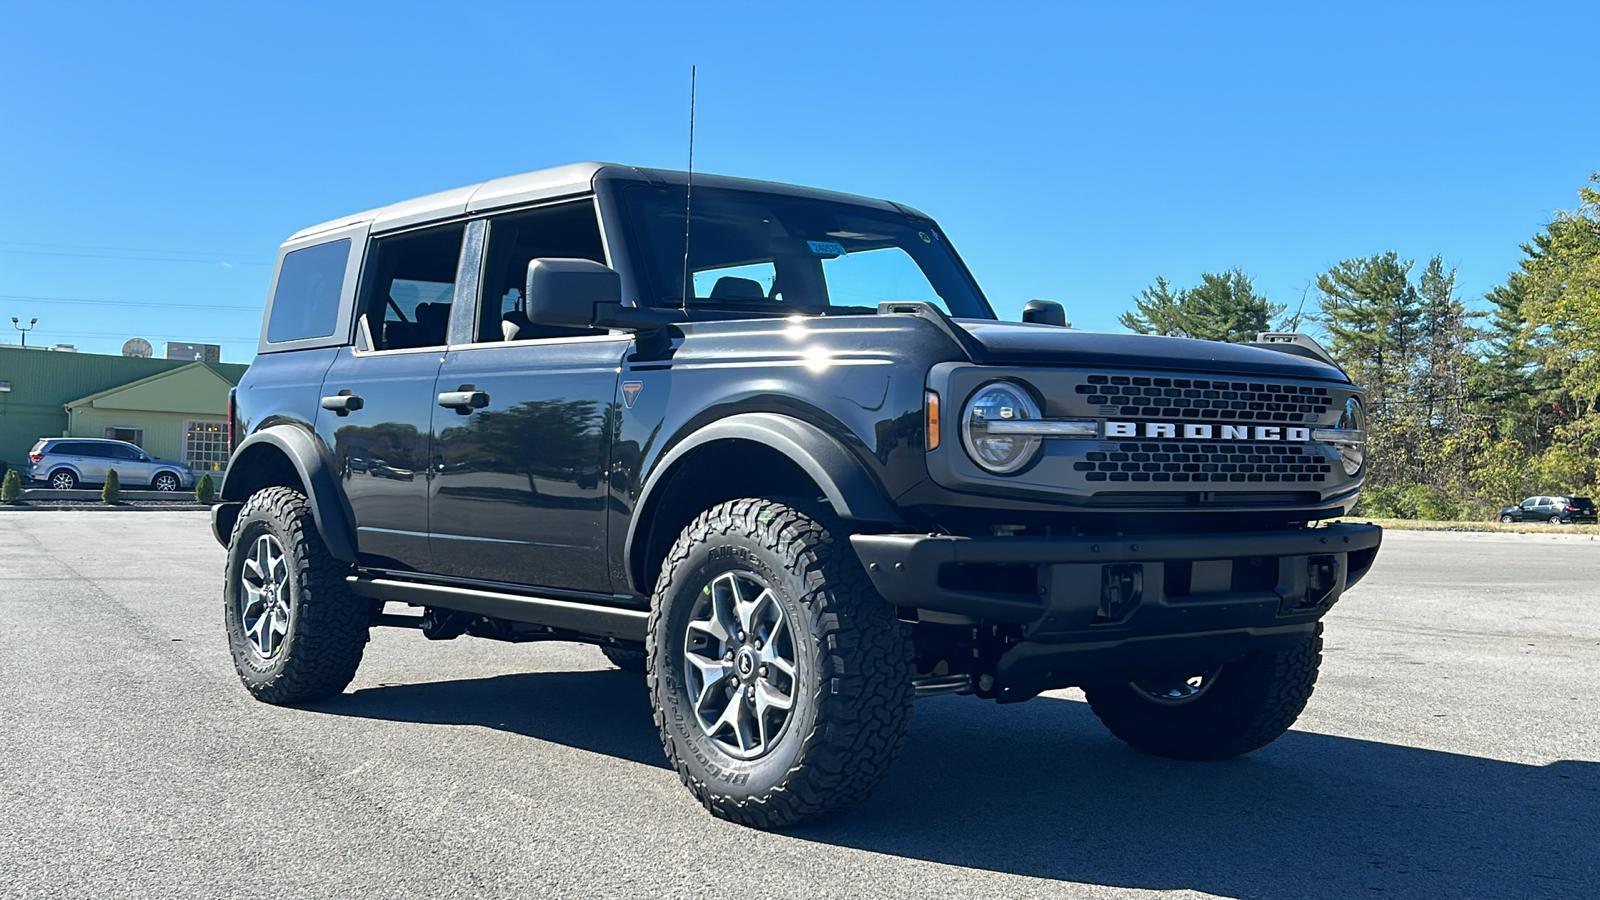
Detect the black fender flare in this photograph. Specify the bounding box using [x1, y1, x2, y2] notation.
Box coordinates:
[218, 425, 359, 563]
[624, 412, 902, 591]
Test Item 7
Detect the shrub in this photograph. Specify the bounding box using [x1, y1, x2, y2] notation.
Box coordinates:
[195, 473, 216, 504]
[1, 469, 20, 504]
[102, 468, 121, 504]
[1358, 482, 1462, 520]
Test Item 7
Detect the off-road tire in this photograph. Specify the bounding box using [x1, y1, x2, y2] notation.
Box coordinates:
[601, 646, 647, 673]
[1084, 625, 1322, 761]
[224, 486, 368, 704]
[648, 497, 914, 829]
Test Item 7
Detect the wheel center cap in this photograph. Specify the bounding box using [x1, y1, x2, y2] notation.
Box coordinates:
[736, 647, 757, 679]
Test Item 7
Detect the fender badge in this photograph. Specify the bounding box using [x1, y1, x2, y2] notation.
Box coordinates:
[622, 381, 643, 408]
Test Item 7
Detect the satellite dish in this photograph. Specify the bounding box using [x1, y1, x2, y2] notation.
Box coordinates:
[122, 338, 153, 358]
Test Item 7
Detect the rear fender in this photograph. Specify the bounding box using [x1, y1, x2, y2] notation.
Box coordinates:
[217, 425, 358, 562]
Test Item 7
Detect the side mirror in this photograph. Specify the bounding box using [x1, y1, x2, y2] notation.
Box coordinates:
[525, 258, 681, 332]
[525, 258, 621, 328]
[1022, 299, 1067, 327]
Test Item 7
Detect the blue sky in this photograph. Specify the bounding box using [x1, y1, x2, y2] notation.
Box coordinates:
[2, 1, 1596, 362]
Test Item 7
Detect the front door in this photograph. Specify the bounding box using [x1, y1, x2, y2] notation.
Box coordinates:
[427, 199, 623, 593]
[316, 221, 465, 572]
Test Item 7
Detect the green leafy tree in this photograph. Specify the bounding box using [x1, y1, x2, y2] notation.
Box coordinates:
[102, 468, 121, 504]
[1120, 270, 1283, 343]
[195, 473, 216, 504]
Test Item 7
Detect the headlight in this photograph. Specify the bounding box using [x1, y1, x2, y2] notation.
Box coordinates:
[1312, 397, 1366, 475]
[961, 382, 1043, 474]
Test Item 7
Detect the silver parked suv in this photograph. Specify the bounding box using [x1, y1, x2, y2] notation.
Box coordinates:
[24, 438, 195, 491]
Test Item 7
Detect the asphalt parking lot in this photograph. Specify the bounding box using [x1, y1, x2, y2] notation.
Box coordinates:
[1, 512, 1595, 900]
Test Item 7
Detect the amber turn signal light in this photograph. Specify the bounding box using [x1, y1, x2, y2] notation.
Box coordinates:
[925, 391, 941, 450]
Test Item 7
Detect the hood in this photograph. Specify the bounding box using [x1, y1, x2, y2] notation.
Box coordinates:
[954, 320, 1349, 382]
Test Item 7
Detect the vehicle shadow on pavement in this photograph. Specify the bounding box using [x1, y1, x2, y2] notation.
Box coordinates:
[806, 694, 1600, 898]
[323, 670, 669, 769]
[317, 674, 1597, 897]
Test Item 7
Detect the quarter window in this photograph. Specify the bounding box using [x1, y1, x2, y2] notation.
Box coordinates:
[267, 239, 351, 343]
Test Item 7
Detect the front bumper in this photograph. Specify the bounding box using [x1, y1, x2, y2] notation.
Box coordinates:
[851, 523, 1382, 696]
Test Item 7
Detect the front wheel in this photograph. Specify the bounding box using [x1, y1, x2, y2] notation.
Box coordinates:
[1085, 626, 1322, 760]
[152, 472, 181, 492]
[648, 498, 914, 829]
[1499, 514, 1515, 524]
[223, 486, 369, 704]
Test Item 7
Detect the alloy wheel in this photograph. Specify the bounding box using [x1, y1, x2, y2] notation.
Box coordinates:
[154, 473, 179, 492]
[50, 471, 75, 490]
[1129, 668, 1223, 706]
[682, 570, 799, 760]
[239, 533, 292, 660]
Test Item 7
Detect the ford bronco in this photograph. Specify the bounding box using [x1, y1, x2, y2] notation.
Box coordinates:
[215, 163, 1381, 828]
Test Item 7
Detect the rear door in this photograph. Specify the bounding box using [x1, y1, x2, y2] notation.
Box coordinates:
[315, 221, 467, 573]
[74, 443, 111, 483]
[427, 199, 626, 593]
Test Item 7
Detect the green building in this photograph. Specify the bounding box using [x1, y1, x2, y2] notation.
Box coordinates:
[0, 345, 248, 474]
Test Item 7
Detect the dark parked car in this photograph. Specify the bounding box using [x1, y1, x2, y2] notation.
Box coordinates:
[1497, 495, 1597, 524]
[215, 162, 1382, 828]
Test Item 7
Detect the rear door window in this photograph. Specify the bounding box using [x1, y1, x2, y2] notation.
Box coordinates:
[267, 239, 352, 343]
[357, 225, 465, 350]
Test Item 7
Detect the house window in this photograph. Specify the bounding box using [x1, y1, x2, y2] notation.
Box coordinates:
[184, 420, 229, 472]
[104, 426, 144, 447]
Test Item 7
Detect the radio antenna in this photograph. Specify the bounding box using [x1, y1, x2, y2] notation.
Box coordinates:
[680, 65, 697, 309]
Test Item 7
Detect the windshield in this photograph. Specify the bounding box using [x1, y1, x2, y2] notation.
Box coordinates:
[620, 184, 994, 319]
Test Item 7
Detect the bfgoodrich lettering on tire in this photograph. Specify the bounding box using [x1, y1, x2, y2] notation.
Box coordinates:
[648, 498, 914, 829]
[1084, 624, 1322, 760]
[224, 486, 369, 704]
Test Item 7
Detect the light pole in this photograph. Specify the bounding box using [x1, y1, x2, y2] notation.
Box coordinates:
[10, 317, 36, 348]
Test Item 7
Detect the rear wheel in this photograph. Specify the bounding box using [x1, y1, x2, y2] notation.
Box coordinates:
[648, 498, 914, 829]
[1549, 514, 1563, 524]
[224, 486, 369, 704]
[152, 472, 180, 492]
[1085, 626, 1322, 760]
[49, 470, 77, 490]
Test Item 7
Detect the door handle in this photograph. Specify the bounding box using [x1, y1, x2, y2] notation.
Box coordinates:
[438, 386, 490, 414]
[320, 391, 364, 416]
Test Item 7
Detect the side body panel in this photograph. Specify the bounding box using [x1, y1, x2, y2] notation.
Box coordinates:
[316, 346, 444, 571]
[430, 337, 628, 592]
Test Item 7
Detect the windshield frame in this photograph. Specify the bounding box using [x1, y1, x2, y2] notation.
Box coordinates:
[607, 179, 996, 321]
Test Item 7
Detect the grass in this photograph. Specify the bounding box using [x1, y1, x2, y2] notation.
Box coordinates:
[1331, 516, 1600, 536]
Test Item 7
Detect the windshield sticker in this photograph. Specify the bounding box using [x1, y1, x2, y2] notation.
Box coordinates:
[806, 240, 846, 257]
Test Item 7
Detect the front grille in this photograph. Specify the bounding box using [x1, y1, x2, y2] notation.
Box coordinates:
[1072, 441, 1333, 484]
[1075, 375, 1331, 423]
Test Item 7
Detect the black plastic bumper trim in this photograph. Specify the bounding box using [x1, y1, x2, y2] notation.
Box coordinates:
[849, 522, 1383, 621]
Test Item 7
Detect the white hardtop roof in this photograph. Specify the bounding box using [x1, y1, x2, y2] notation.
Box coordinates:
[284, 162, 915, 244]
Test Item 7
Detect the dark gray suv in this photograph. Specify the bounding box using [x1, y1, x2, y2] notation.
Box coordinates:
[215, 162, 1382, 828]
[25, 437, 195, 491]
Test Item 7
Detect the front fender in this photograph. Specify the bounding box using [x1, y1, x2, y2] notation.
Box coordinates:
[624, 412, 903, 588]
[218, 425, 358, 563]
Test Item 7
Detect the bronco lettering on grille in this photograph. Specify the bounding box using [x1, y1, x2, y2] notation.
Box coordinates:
[1105, 422, 1312, 441]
